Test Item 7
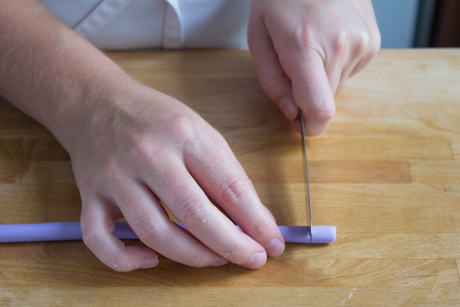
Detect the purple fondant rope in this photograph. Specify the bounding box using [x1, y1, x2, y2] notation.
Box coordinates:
[0, 222, 336, 244]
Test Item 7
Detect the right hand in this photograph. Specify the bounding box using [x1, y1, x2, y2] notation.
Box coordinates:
[248, 0, 380, 136]
[69, 80, 285, 271]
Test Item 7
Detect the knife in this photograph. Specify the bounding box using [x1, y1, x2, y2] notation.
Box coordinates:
[299, 109, 312, 242]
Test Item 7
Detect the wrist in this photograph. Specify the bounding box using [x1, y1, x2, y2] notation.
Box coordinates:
[52, 71, 144, 153]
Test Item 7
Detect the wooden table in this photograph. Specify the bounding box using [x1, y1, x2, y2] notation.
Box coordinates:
[0, 49, 459, 306]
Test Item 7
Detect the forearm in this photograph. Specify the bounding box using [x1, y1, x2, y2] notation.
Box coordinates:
[0, 0, 133, 150]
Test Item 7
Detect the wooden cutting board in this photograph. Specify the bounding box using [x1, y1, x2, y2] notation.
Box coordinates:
[0, 49, 459, 306]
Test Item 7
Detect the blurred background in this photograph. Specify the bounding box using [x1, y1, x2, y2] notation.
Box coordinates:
[371, 0, 460, 48]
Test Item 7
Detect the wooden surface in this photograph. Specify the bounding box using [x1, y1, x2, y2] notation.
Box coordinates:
[1, 49, 460, 306]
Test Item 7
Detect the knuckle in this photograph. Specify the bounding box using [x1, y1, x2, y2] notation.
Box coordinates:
[250, 219, 273, 239]
[179, 199, 208, 227]
[128, 133, 157, 162]
[132, 218, 166, 244]
[297, 27, 318, 51]
[169, 114, 200, 146]
[333, 30, 348, 57]
[353, 32, 370, 57]
[296, 27, 326, 61]
[220, 176, 250, 207]
[373, 27, 382, 49]
[369, 35, 381, 57]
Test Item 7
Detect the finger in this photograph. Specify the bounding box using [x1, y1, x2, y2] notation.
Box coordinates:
[141, 156, 267, 269]
[80, 195, 159, 272]
[349, 30, 381, 78]
[323, 34, 348, 95]
[282, 50, 336, 136]
[348, 41, 380, 78]
[248, 13, 298, 121]
[184, 134, 285, 258]
[219, 145, 278, 224]
[109, 179, 228, 268]
[213, 140, 269, 206]
[340, 31, 371, 83]
[290, 116, 302, 134]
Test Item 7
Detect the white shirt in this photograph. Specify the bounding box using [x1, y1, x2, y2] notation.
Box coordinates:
[39, 0, 251, 50]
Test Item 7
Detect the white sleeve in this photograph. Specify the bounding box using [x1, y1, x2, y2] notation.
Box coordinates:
[38, 0, 250, 50]
[179, 0, 251, 50]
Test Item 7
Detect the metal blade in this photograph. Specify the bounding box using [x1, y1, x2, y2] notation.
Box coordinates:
[299, 110, 312, 242]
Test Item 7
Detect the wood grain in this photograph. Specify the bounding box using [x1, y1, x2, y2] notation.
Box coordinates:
[241, 160, 412, 183]
[1, 287, 459, 307]
[0, 140, 69, 161]
[452, 134, 460, 160]
[0, 258, 458, 288]
[0, 49, 459, 306]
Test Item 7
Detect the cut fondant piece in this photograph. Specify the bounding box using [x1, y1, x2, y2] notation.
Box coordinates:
[235, 225, 336, 244]
[0, 222, 336, 244]
[279, 225, 336, 243]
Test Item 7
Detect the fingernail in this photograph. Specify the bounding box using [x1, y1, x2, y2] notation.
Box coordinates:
[244, 252, 267, 269]
[264, 238, 285, 258]
[211, 256, 228, 267]
[139, 256, 159, 269]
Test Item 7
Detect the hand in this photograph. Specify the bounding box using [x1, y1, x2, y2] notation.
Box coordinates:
[0, 0, 285, 272]
[248, 0, 380, 136]
[69, 80, 285, 271]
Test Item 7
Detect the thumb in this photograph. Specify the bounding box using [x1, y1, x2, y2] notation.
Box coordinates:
[288, 51, 336, 136]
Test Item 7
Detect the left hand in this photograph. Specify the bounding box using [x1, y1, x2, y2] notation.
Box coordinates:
[248, 0, 381, 136]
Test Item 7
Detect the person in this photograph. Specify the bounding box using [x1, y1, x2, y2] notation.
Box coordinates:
[0, 0, 380, 271]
